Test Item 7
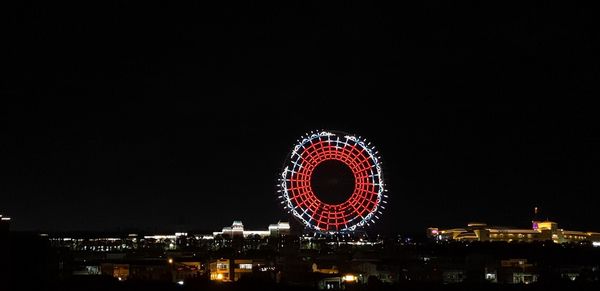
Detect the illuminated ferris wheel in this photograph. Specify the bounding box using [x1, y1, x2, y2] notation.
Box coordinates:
[278, 130, 387, 233]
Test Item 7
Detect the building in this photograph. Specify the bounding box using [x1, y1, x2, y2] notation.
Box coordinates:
[499, 259, 538, 284]
[312, 262, 339, 275]
[101, 263, 130, 281]
[209, 258, 264, 282]
[48, 234, 140, 252]
[43, 220, 292, 254]
[170, 260, 203, 283]
[428, 220, 600, 245]
[269, 221, 291, 237]
[232, 259, 254, 281]
[213, 221, 290, 238]
[210, 259, 231, 281]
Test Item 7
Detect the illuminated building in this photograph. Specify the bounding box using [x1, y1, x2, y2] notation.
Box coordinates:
[101, 263, 130, 281]
[209, 258, 261, 282]
[269, 221, 291, 236]
[171, 261, 202, 283]
[43, 221, 290, 253]
[221, 221, 245, 238]
[47, 233, 140, 251]
[210, 259, 231, 282]
[210, 221, 292, 251]
[312, 263, 339, 275]
[428, 220, 600, 244]
[232, 259, 253, 281]
[213, 221, 290, 238]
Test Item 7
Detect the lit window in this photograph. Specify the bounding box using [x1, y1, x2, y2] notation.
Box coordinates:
[239, 264, 252, 270]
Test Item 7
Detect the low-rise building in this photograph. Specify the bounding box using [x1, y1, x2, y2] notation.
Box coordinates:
[499, 259, 538, 284]
[100, 263, 129, 281]
[209, 258, 267, 282]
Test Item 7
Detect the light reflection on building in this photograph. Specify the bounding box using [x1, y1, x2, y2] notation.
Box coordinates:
[427, 220, 600, 245]
[45, 221, 291, 252]
[213, 220, 291, 238]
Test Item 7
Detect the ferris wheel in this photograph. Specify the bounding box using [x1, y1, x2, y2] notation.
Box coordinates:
[278, 130, 387, 233]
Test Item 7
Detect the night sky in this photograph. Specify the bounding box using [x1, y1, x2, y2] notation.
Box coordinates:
[2, 2, 599, 233]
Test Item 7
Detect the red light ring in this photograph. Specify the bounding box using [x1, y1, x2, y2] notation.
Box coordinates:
[279, 131, 385, 232]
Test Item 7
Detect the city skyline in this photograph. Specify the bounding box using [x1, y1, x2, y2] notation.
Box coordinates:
[3, 2, 600, 290]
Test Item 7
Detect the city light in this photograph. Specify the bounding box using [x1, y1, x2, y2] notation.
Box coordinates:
[213, 221, 290, 238]
[168, 258, 174, 264]
[342, 274, 357, 282]
[593, 241, 600, 247]
[177, 280, 184, 285]
[430, 221, 600, 244]
[216, 273, 224, 280]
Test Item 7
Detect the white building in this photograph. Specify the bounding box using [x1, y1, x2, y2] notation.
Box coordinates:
[213, 221, 290, 238]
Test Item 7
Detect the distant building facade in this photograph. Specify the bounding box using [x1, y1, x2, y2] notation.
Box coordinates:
[428, 220, 600, 244]
[46, 221, 291, 252]
[213, 220, 291, 238]
[209, 258, 267, 282]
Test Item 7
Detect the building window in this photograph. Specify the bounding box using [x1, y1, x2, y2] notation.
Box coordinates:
[217, 263, 228, 270]
[239, 264, 252, 270]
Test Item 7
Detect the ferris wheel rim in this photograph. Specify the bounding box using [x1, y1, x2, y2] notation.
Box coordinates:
[278, 130, 386, 233]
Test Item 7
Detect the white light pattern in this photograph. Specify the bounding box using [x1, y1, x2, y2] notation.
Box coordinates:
[278, 130, 386, 233]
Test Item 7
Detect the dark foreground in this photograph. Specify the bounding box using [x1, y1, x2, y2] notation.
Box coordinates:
[10, 277, 600, 291]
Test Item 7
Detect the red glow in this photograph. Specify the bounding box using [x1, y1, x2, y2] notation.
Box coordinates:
[287, 140, 380, 231]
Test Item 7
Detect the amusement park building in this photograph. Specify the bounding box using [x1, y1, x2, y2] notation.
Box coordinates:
[427, 221, 600, 245]
[213, 220, 290, 238]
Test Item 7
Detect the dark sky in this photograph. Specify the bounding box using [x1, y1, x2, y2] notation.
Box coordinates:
[1, 2, 599, 233]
